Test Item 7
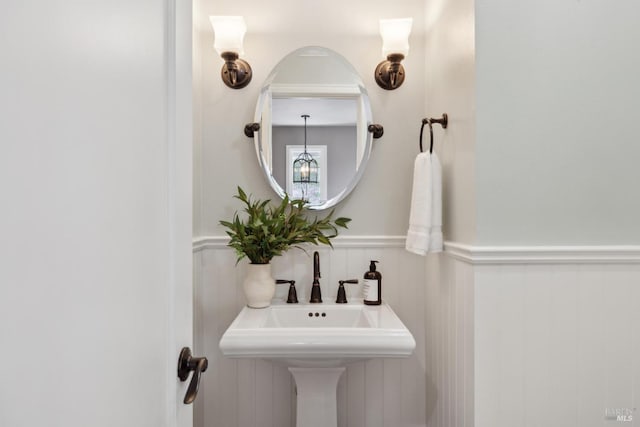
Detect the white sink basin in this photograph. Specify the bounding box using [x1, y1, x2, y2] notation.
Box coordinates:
[219, 299, 415, 367]
[264, 304, 371, 328]
[220, 299, 415, 427]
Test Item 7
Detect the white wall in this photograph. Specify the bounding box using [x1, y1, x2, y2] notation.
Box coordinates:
[195, 1, 640, 427]
[192, 1, 434, 426]
[424, 1, 640, 427]
[422, 0, 477, 425]
[193, 0, 427, 237]
[475, 0, 640, 245]
[424, 0, 476, 244]
[471, 2, 640, 423]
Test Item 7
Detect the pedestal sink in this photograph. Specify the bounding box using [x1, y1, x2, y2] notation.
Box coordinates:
[219, 299, 415, 427]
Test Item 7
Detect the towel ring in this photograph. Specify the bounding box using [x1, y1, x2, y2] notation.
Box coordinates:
[420, 113, 448, 153]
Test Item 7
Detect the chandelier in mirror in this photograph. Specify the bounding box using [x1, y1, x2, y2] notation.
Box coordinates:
[292, 115, 318, 183]
[292, 114, 319, 201]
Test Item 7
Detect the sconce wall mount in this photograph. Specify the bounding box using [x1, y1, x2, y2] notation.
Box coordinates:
[375, 53, 406, 90]
[220, 51, 252, 89]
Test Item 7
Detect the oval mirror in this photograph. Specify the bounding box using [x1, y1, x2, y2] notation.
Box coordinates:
[252, 46, 374, 210]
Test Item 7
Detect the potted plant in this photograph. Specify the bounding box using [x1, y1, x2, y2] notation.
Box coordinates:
[220, 187, 351, 308]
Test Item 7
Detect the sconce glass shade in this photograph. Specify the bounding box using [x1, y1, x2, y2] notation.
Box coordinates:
[379, 18, 413, 57]
[210, 15, 252, 89]
[210, 16, 246, 55]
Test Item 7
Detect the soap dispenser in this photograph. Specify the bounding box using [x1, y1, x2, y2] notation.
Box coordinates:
[363, 260, 382, 305]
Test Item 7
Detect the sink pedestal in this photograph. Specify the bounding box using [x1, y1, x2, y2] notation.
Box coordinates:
[289, 367, 345, 427]
[220, 302, 416, 426]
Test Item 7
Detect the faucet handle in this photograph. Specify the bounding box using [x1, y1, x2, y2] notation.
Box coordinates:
[276, 279, 298, 304]
[336, 279, 359, 304]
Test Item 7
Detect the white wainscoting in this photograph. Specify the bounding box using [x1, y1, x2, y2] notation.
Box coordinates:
[193, 236, 429, 427]
[424, 253, 474, 427]
[435, 243, 640, 427]
[474, 261, 640, 427]
[195, 238, 640, 427]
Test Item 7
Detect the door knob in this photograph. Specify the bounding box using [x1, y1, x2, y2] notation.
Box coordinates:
[177, 347, 208, 404]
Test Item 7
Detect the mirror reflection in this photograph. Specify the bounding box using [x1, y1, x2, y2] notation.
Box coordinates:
[253, 46, 373, 210]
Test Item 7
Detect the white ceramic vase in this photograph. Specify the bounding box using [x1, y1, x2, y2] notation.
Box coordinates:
[243, 263, 275, 308]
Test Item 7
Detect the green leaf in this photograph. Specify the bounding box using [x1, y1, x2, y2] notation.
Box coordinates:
[335, 217, 351, 228]
[219, 186, 352, 263]
[237, 186, 247, 201]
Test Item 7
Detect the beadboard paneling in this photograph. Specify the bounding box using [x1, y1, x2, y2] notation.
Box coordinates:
[194, 241, 427, 427]
[474, 262, 640, 427]
[196, 239, 640, 427]
[425, 246, 640, 427]
[424, 254, 474, 427]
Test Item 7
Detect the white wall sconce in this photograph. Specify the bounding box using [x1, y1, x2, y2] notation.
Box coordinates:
[210, 16, 252, 89]
[375, 18, 413, 90]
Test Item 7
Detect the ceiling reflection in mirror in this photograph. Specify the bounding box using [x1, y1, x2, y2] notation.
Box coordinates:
[253, 46, 373, 210]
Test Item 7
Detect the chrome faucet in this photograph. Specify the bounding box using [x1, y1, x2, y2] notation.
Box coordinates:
[309, 251, 322, 303]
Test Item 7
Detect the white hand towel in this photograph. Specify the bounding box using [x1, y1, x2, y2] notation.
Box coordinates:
[406, 152, 443, 255]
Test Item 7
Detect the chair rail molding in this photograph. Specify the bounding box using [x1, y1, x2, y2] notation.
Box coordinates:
[192, 235, 407, 252]
[194, 236, 640, 263]
[444, 241, 640, 264]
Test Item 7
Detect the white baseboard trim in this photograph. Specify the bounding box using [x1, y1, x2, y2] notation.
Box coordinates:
[192, 235, 407, 252]
[444, 241, 640, 264]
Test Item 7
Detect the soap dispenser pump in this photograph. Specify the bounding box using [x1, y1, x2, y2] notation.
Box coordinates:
[363, 260, 382, 305]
